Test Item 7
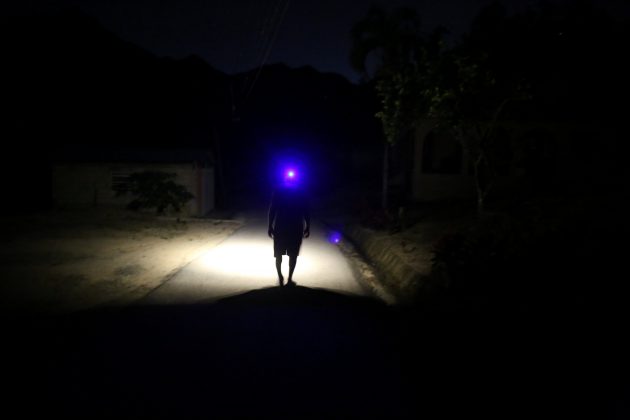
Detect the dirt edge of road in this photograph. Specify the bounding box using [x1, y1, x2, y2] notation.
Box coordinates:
[0, 210, 243, 316]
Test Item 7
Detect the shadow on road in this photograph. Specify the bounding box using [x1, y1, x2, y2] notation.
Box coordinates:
[4, 286, 411, 419]
[3, 285, 628, 419]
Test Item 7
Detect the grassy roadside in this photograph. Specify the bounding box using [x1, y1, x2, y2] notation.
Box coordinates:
[320, 197, 477, 304]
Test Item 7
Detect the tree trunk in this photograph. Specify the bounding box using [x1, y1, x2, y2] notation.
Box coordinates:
[473, 151, 490, 217]
[382, 142, 389, 211]
[476, 187, 486, 216]
[212, 126, 226, 209]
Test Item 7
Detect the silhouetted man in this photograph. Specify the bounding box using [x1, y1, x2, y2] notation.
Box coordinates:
[268, 183, 310, 286]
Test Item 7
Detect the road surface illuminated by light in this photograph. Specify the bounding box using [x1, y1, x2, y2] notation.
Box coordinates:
[142, 211, 369, 305]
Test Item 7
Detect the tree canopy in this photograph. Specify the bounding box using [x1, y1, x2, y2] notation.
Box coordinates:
[351, 1, 630, 214]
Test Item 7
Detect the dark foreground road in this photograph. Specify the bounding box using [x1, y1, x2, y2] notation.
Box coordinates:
[3, 288, 629, 419]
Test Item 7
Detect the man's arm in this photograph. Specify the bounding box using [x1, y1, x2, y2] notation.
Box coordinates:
[268, 193, 276, 238]
[303, 196, 311, 238]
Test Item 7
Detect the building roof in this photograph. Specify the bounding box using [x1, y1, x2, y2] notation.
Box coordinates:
[52, 146, 214, 166]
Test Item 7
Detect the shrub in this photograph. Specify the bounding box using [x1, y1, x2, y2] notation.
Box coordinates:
[114, 171, 194, 214]
[430, 208, 599, 299]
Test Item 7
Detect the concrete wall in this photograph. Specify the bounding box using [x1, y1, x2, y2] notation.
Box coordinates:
[412, 174, 476, 202]
[410, 119, 604, 202]
[411, 122, 476, 202]
[52, 163, 214, 216]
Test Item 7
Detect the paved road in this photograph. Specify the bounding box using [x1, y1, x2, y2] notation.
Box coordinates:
[142, 211, 372, 305]
[4, 211, 417, 419]
[5, 212, 622, 419]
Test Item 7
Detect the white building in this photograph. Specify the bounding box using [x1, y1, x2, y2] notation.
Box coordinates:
[52, 147, 215, 216]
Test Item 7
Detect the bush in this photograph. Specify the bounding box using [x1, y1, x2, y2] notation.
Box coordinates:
[114, 171, 194, 214]
[430, 202, 614, 301]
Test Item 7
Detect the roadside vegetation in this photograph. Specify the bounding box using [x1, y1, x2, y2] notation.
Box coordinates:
[347, 1, 629, 314]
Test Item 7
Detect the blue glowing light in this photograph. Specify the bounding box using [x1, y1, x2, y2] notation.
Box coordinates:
[328, 231, 342, 245]
[282, 167, 299, 186]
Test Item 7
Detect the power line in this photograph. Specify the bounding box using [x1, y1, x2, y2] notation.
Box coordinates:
[237, 0, 276, 98]
[241, 0, 291, 109]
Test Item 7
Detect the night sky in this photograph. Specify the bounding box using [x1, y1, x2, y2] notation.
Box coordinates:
[9, 0, 630, 82]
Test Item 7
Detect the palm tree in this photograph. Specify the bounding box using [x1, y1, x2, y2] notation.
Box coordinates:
[350, 6, 423, 81]
[349, 6, 424, 211]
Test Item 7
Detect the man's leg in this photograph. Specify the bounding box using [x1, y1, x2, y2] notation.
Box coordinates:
[275, 256, 284, 285]
[287, 255, 297, 284]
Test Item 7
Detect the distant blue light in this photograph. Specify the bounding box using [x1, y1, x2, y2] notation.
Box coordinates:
[328, 231, 341, 245]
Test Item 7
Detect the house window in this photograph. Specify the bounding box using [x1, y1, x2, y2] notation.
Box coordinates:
[422, 130, 463, 174]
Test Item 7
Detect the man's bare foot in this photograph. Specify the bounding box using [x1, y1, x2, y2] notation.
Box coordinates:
[286, 279, 296, 287]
